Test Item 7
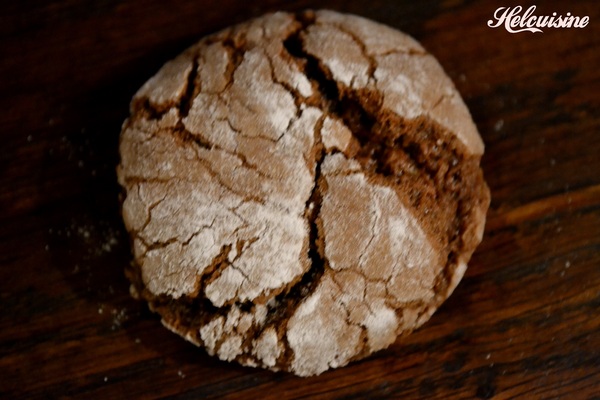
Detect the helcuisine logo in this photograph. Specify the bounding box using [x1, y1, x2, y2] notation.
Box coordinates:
[488, 5, 590, 33]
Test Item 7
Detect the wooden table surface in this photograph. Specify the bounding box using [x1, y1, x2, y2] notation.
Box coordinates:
[1, 0, 599, 398]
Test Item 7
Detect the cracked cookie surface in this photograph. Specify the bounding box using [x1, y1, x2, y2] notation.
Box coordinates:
[118, 10, 490, 377]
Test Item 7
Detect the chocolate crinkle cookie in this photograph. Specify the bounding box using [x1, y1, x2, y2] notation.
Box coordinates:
[117, 10, 490, 376]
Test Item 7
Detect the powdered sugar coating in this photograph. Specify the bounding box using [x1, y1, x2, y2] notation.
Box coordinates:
[118, 10, 489, 377]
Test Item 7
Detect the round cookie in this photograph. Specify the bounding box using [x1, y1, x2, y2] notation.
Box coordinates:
[117, 10, 490, 376]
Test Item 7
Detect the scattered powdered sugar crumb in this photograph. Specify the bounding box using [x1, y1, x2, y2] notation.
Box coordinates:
[47, 219, 123, 275]
[97, 305, 129, 331]
[101, 236, 119, 254]
[111, 308, 128, 331]
[177, 370, 186, 379]
[78, 226, 91, 239]
[494, 119, 504, 132]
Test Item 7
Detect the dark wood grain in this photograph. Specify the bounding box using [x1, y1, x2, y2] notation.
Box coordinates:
[1, 0, 599, 398]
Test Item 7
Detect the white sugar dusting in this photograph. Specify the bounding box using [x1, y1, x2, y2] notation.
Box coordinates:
[117, 10, 487, 377]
